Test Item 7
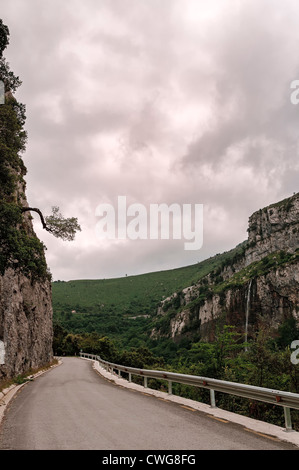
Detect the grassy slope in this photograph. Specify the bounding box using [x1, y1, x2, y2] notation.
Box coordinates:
[52, 241, 246, 346]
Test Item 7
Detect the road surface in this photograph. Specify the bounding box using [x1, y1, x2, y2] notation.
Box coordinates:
[0, 357, 297, 450]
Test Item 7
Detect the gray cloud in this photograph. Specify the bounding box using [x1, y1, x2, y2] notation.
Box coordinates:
[1, 0, 299, 280]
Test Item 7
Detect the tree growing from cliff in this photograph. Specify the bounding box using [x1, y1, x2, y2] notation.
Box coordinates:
[21, 206, 81, 242]
[0, 19, 81, 276]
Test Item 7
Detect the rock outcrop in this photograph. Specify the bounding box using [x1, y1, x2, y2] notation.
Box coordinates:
[0, 267, 53, 378]
[0, 178, 53, 379]
[246, 194, 299, 265]
[152, 193, 299, 343]
[0, 21, 53, 379]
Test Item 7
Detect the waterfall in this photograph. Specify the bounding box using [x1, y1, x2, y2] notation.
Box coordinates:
[244, 279, 253, 351]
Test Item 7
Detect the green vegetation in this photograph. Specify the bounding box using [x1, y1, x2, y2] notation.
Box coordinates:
[52, 242, 299, 429]
[22, 205, 81, 242]
[0, 202, 50, 278]
[51, 215, 299, 430]
[178, 249, 298, 318]
[213, 249, 299, 294]
[53, 321, 299, 430]
[168, 323, 299, 429]
[0, 19, 80, 279]
[52, 242, 247, 347]
[0, 20, 50, 280]
[1, 17, 298, 432]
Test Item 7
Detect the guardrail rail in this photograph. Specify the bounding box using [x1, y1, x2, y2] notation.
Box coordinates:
[80, 351, 299, 432]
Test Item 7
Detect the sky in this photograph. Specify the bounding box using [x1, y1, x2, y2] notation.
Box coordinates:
[1, 0, 298, 281]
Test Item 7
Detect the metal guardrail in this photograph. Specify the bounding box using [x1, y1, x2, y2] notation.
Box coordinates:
[80, 351, 299, 432]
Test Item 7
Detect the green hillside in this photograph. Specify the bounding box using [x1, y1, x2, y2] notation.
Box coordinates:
[52, 241, 246, 348]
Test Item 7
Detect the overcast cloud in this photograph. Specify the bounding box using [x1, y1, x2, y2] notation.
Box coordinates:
[1, 0, 298, 280]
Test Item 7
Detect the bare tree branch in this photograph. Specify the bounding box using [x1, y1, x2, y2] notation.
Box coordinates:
[21, 206, 81, 241]
[21, 206, 48, 230]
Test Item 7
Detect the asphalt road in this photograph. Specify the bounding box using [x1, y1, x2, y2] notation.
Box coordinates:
[0, 357, 297, 450]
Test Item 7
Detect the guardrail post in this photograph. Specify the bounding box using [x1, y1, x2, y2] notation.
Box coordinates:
[144, 377, 148, 388]
[210, 389, 216, 408]
[168, 381, 172, 395]
[283, 407, 293, 432]
[129, 373, 132, 383]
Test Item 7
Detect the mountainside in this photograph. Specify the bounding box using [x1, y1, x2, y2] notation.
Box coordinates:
[0, 178, 53, 379]
[53, 193, 298, 355]
[52, 244, 245, 343]
[0, 21, 53, 380]
[152, 193, 299, 343]
[52, 192, 299, 432]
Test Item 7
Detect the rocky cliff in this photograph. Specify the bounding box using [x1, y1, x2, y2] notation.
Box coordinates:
[246, 195, 299, 265]
[0, 176, 53, 379]
[152, 193, 299, 343]
[0, 268, 53, 378]
[0, 21, 53, 379]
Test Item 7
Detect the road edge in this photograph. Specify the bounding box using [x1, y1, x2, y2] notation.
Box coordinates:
[0, 358, 63, 426]
[83, 357, 299, 449]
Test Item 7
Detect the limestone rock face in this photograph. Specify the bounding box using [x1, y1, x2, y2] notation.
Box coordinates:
[245, 194, 299, 265]
[152, 193, 299, 342]
[196, 262, 299, 342]
[0, 268, 53, 378]
[0, 179, 53, 379]
[0, 36, 54, 380]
